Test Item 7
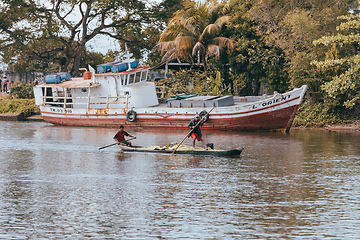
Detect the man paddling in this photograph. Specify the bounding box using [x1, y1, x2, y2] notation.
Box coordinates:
[188, 114, 207, 150]
[114, 125, 136, 146]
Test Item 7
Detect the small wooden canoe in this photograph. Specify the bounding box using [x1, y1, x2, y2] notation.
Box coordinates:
[119, 145, 244, 157]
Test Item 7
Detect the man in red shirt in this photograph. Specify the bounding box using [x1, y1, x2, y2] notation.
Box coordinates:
[113, 125, 136, 146]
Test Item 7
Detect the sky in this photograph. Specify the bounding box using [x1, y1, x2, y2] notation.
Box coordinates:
[87, 35, 121, 54]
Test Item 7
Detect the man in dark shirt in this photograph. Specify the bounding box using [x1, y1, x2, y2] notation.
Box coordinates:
[188, 114, 207, 150]
[113, 125, 136, 146]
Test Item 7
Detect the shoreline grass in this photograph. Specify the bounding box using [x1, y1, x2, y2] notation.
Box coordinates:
[0, 95, 39, 117]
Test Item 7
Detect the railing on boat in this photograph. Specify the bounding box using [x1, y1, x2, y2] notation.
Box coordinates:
[41, 94, 130, 111]
[37, 66, 152, 112]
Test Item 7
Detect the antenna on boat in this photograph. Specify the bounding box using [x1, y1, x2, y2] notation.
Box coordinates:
[88, 65, 96, 83]
[122, 43, 136, 70]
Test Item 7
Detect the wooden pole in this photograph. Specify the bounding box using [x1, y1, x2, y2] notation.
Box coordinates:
[98, 143, 118, 150]
[98, 137, 135, 150]
[172, 106, 215, 154]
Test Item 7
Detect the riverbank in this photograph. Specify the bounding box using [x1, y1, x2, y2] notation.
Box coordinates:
[293, 120, 360, 132]
[0, 92, 43, 121]
[0, 92, 8, 98]
[0, 112, 44, 121]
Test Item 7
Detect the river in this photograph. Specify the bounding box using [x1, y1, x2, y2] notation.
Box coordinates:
[0, 121, 359, 239]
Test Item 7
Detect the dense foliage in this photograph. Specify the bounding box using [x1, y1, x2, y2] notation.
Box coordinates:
[0, 98, 38, 117]
[152, 1, 234, 67]
[9, 81, 35, 99]
[293, 101, 352, 127]
[0, 82, 38, 116]
[156, 69, 227, 97]
[312, 14, 360, 110]
[0, 0, 168, 76]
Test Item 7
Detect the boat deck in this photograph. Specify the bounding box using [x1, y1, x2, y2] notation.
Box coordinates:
[154, 94, 272, 109]
[37, 78, 100, 88]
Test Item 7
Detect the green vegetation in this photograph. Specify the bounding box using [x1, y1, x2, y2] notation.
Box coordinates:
[312, 14, 360, 110]
[0, 82, 39, 117]
[0, 0, 175, 76]
[9, 81, 35, 99]
[293, 101, 352, 127]
[152, 1, 234, 68]
[156, 69, 231, 97]
[0, 97, 38, 117]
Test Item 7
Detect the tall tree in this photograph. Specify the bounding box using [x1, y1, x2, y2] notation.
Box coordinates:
[224, 0, 288, 96]
[152, 0, 234, 67]
[113, 0, 184, 65]
[312, 14, 360, 109]
[0, 0, 149, 76]
[247, 0, 357, 99]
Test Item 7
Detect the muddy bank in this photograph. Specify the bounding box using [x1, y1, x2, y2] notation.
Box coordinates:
[0, 112, 43, 122]
[293, 121, 360, 132]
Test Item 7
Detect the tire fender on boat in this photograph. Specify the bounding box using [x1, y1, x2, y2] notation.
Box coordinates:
[126, 110, 137, 122]
[199, 110, 209, 122]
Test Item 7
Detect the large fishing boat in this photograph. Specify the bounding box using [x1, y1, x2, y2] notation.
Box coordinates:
[33, 51, 307, 131]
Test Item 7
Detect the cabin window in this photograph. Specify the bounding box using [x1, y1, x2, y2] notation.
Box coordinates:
[121, 75, 126, 85]
[45, 87, 53, 102]
[130, 73, 136, 84]
[135, 72, 141, 83]
[41, 87, 47, 104]
[141, 70, 147, 81]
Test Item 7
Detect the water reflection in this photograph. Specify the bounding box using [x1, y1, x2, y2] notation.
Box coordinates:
[0, 121, 359, 238]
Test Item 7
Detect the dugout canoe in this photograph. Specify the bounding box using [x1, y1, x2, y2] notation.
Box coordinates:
[119, 145, 244, 157]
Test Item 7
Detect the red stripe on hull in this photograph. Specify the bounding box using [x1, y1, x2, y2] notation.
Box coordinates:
[42, 105, 299, 131]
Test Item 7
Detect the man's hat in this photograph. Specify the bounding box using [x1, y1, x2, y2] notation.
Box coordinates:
[195, 114, 200, 118]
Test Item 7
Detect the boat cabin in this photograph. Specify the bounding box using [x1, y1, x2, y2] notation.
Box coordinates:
[34, 52, 159, 114]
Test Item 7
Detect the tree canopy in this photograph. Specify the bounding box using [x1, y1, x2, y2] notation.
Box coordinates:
[0, 0, 156, 76]
[312, 14, 360, 109]
[152, 0, 234, 66]
[226, 1, 288, 96]
[246, 0, 356, 96]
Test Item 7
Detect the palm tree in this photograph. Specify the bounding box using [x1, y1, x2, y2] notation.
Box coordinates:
[152, 0, 234, 67]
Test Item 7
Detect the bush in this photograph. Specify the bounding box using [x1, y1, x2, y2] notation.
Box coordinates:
[293, 101, 350, 127]
[10, 81, 34, 99]
[0, 98, 39, 117]
[155, 69, 227, 98]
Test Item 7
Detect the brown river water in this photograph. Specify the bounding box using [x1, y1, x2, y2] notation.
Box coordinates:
[0, 121, 359, 239]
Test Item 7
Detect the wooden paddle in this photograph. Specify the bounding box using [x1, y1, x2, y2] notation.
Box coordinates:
[172, 106, 215, 154]
[98, 137, 135, 150]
